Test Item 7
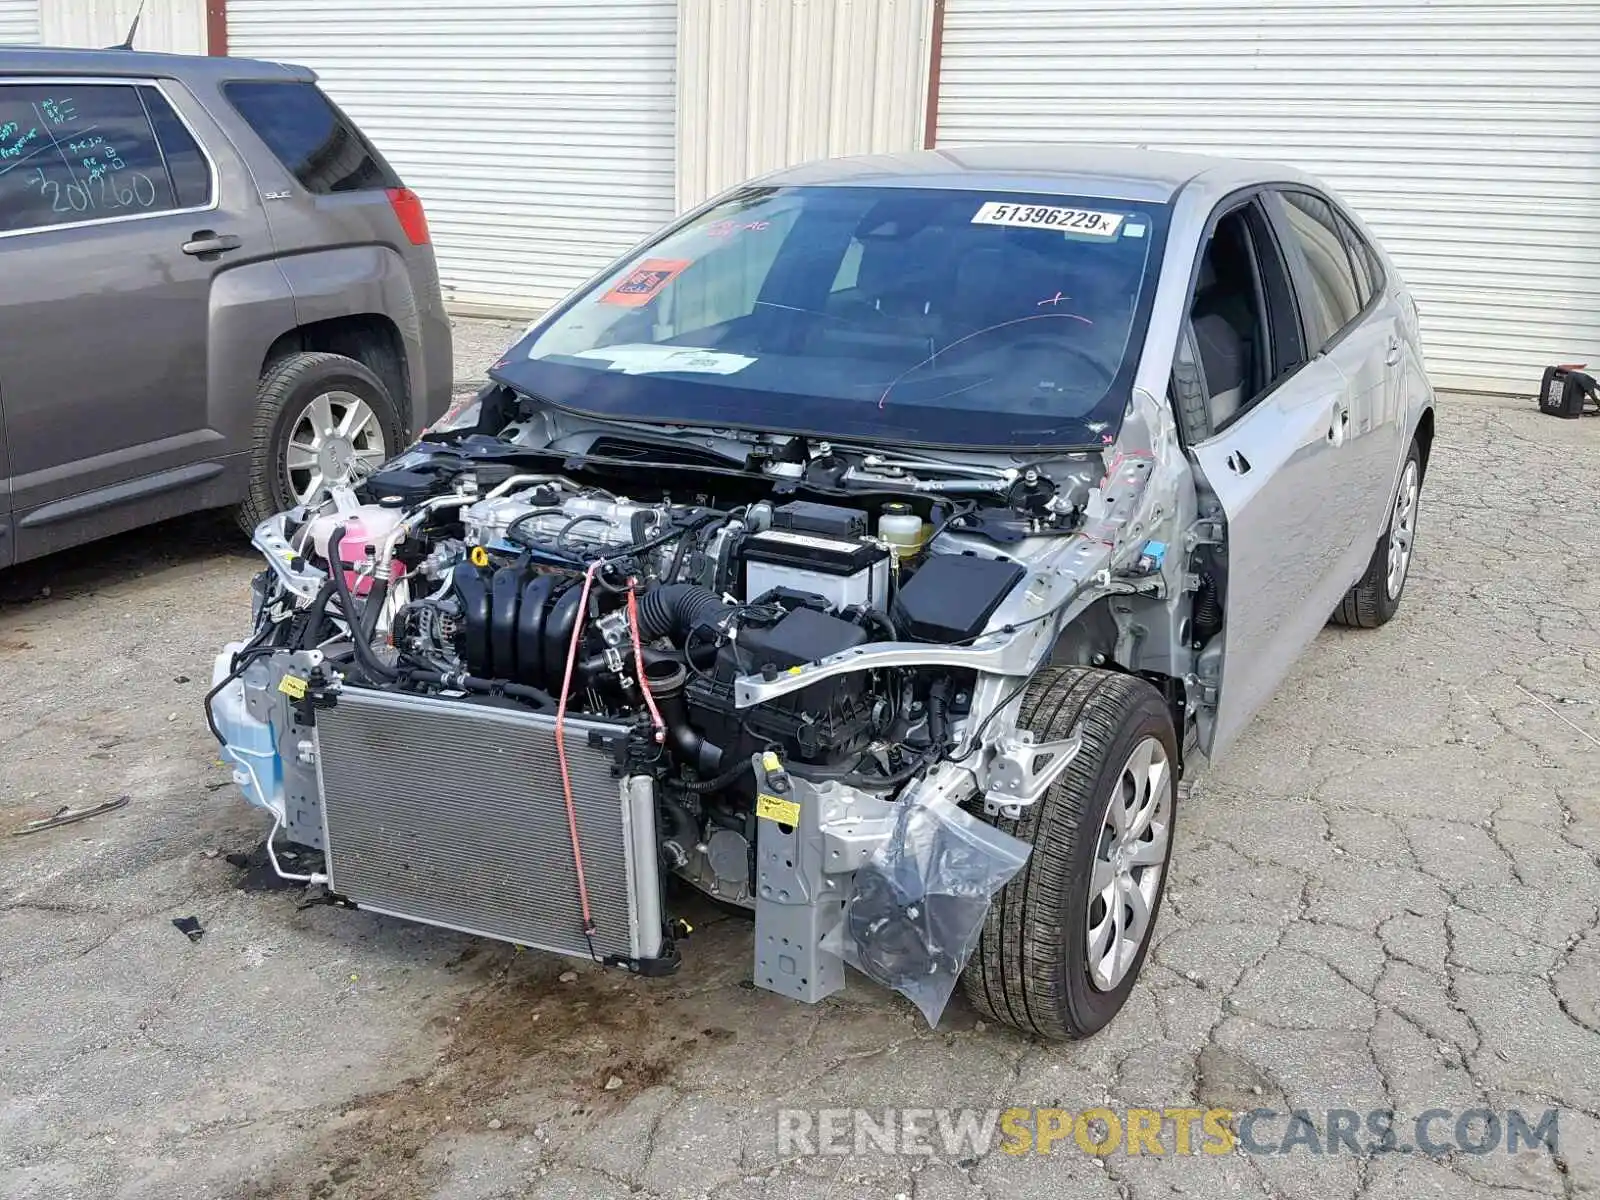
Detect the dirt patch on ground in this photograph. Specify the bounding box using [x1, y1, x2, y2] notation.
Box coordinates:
[235, 928, 741, 1200]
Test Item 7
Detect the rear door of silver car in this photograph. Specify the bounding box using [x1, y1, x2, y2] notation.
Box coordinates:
[1265, 187, 1407, 587]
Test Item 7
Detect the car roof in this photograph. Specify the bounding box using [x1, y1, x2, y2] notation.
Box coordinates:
[0, 45, 312, 83]
[758, 144, 1298, 203]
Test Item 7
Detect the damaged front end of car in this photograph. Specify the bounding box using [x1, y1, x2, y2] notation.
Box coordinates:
[206, 379, 1193, 1028]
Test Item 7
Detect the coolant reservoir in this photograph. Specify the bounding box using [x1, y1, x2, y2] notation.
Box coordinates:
[306, 505, 407, 595]
[878, 503, 924, 558]
[307, 503, 404, 561]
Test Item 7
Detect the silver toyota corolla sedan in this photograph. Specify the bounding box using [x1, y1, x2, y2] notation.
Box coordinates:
[210, 146, 1434, 1040]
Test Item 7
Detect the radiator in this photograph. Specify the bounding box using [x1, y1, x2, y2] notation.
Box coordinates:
[313, 687, 662, 963]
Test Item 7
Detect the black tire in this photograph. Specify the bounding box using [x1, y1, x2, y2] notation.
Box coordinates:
[1330, 439, 1422, 629]
[962, 667, 1179, 1040]
[236, 351, 404, 534]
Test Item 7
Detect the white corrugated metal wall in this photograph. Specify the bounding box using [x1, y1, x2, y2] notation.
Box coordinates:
[228, 0, 678, 315]
[936, 0, 1600, 394]
[676, 0, 932, 211]
[42, 0, 207, 54]
[0, 0, 38, 44]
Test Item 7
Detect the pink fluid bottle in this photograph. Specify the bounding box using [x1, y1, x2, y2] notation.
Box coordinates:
[331, 508, 406, 596]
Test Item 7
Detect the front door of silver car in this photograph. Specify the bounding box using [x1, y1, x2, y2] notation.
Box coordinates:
[0, 76, 267, 558]
[1183, 193, 1356, 757]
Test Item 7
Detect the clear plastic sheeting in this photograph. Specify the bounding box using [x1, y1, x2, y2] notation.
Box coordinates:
[834, 797, 1031, 1027]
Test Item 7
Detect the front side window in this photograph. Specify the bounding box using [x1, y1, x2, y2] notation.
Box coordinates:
[1185, 199, 1305, 431]
[224, 80, 397, 194]
[495, 186, 1170, 449]
[0, 83, 203, 234]
[1279, 190, 1363, 351]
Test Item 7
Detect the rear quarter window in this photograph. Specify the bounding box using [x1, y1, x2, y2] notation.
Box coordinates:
[1336, 211, 1386, 306]
[223, 80, 397, 194]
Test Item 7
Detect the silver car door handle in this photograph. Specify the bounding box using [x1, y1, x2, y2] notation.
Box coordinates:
[1385, 340, 1402, 366]
[182, 232, 242, 256]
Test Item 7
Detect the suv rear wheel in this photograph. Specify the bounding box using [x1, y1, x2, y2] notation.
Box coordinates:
[237, 351, 403, 533]
[962, 667, 1179, 1040]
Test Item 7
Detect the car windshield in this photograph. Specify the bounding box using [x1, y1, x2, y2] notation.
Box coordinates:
[491, 184, 1170, 449]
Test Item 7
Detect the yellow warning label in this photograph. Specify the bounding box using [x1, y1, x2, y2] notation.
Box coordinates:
[755, 793, 800, 825]
[277, 674, 309, 700]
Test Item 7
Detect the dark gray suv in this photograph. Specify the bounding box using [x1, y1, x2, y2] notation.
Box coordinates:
[0, 47, 452, 566]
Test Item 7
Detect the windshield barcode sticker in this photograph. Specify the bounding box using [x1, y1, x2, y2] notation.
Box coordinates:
[971, 202, 1125, 238]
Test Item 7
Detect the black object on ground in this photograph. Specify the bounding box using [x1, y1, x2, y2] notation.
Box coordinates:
[11, 795, 130, 836]
[223, 840, 326, 892]
[1539, 365, 1600, 418]
[171, 916, 205, 943]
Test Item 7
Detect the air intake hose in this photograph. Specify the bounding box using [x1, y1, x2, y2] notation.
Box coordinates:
[635, 583, 731, 645]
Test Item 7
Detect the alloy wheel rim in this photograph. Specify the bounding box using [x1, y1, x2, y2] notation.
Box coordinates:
[1386, 459, 1420, 600]
[284, 390, 388, 506]
[1086, 735, 1172, 992]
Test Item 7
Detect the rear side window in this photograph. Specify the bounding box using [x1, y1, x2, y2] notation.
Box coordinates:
[224, 81, 397, 194]
[1279, 190, 1363, 351]
[0, 83, 210, 234]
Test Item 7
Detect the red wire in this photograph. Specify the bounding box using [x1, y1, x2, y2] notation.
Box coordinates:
[625, 580, 667, 744]
[555, 560, 601, 942]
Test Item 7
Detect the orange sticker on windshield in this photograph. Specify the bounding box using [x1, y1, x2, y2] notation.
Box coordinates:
[601, 258, 691, 306]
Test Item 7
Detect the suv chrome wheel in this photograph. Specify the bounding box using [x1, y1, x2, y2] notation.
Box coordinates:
[284, 390, 389, 505]
[1087, 735, 1172, 992]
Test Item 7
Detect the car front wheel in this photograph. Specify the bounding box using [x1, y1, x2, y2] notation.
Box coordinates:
[238, 351, 404, 533]
[962, 667, 1179, 1040]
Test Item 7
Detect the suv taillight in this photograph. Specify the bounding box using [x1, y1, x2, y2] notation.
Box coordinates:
[386, 187, 430, 246]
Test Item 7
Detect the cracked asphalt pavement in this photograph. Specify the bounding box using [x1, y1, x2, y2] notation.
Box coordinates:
[1, 332, 1596, 1199]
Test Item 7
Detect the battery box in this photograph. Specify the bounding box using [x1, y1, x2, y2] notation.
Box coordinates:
[743, 528, 890, 611]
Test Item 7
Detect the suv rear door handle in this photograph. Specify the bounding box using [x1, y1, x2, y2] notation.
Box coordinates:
[182, 231, 241, 256]
[1385, 339, 1402, 366]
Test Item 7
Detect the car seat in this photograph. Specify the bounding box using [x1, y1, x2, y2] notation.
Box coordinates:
[1190, 252, 1253, 427]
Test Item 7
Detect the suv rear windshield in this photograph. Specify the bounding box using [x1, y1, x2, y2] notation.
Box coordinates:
[223, 80, 397, 194]
[492, 185, 1170, 449]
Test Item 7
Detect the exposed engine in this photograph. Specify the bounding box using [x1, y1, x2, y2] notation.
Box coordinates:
[262, 464, 1040, 913]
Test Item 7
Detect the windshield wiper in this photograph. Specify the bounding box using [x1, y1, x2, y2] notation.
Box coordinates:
[829, 453, 1019, 495]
